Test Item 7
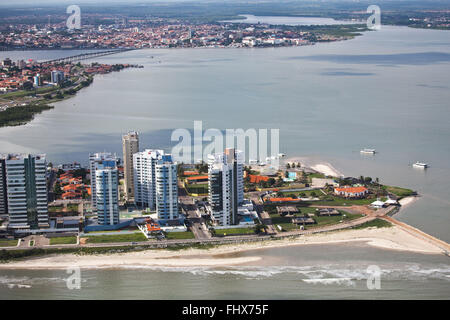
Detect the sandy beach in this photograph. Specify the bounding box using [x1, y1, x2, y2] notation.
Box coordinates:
[286, 157, 343, 177]
[399, 195, 419, 208]
[0, 226, 445, 270]
[310, 163, 342, 177]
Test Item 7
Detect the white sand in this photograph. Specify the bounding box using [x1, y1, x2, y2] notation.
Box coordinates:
[286, 157, 343, 177]
[0, 226, 445, 270]
[399, 196, 418, 208]
[310, 164, 342, 177]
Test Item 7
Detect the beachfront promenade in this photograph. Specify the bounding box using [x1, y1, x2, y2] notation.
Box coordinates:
[2, 202, 449, 255]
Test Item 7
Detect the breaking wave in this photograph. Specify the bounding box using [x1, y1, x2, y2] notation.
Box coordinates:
[107, 263, 450, 282]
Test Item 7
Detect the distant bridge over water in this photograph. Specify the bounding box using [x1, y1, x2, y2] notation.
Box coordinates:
[41, 48, 135, 64]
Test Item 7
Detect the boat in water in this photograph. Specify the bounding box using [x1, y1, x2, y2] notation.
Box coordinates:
[360, 148, 376, 154]
[413, 162, 428, 169]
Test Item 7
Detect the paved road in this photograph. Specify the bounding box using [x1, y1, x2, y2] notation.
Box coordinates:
[180, 197, 211, 240]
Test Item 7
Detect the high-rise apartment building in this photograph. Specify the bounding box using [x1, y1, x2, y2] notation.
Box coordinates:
[95, 165, 119, 225]
[5, 154, 49, 230]
[50, 70, 65, 84]
[89, 152, 118, 208]
[0, 157, 8, 215]
[155, 155, 178, 221]
[208, 148, 244, 226]
[122, 131, 139, 202]
[133, 150, 178, 220]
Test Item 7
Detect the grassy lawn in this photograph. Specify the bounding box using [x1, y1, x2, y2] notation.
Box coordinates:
[307, 172, 326, 179]
[280, 189, 325, 198]
[269, 207, 317, 231]
[0, 240, 18, 247]
[49, 236, 77, 245]
[67, 204, 79, 211]
[185, 183, 208, 195]
[270, 214, 301, 231]
[0, 86, 59, 100]
[164, 231, 195, 240]
[49, 205, 78, 213]
[85, 233, 147, 243]
[213, 227, 256, 236]
[304, 196, 375, 206]
[310, 210, 363, 229]
[269, 208, 363, 231]
[48, 206, 63, 212]
[382, 185, 414, 198]
[353, 219, 392, 229]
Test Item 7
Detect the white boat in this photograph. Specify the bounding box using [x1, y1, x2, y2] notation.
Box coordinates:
[413, 162, 428, 169]
[278, 153, 286, 158]
[360, 148, 376, 154]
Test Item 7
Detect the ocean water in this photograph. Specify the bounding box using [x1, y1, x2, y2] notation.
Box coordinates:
[0, 25, 449, 299]
[0, 244, 449, 299]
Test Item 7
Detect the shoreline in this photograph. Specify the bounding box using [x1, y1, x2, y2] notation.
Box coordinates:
[0, 226, 446, 270]
[398, 195, 419, 208]
[286, 156, 343, 177]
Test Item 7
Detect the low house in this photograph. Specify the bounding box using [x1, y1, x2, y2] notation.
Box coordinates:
[317, 208, 341, 216]
[186, 175, 208, 184]
[267, 197, 301, 203]
[334, 186, 368, 198]
[292, 217, 316, 225]
[371, 200, 386, 209]
[183, 170, 199, 176]
[277, 206, 298, 216]
[248, 174, 270, 184]
[385, 198, 399, 206]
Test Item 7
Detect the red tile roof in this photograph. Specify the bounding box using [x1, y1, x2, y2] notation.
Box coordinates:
[267, 197, 300, 202]
[335, 186, 368, 193]
[186, 175, 208, 181]
[248, 174, 269, 183]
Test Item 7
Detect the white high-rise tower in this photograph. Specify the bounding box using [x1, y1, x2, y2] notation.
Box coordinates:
[208, 148, 244, 226]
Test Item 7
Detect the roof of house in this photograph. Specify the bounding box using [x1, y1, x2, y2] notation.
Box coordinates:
[335, 186, 368, 193]
[63, 184, 79, 191]
[183, 171, 199, 176]
[186, 175, 208, 181]
[267, 197, 300, 202]
[248, 174, 269, 183]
